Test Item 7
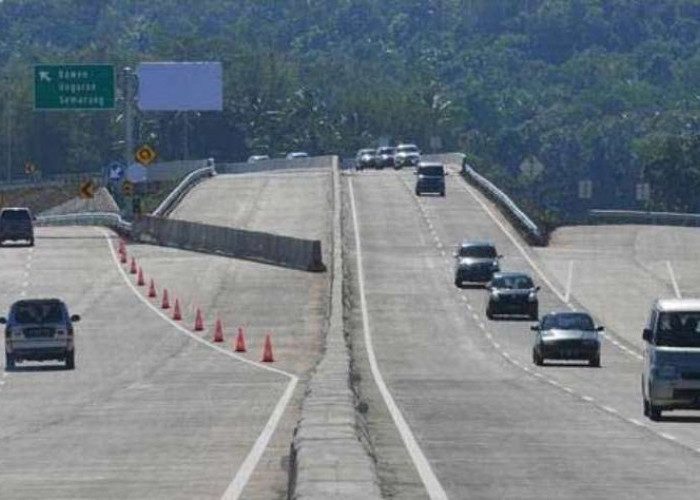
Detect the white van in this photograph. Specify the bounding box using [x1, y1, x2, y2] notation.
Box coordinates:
[642, 298, 700, 420]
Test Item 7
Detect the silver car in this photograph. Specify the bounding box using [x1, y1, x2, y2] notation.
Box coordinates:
[394, 144, 421, 169]
[642, 298, 700, 421]
[2, 299, 80, 370]
[531, 312, 603, 367]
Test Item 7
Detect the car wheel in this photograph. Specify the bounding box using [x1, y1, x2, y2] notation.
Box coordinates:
[486, 308, 494, 320]
[415, 190, 421, 196]
[66, 352, 75, 370]
[454, 278, 462, 289]
[643, 398, 650, 417]
[440, 190, 445, 197]
[589, 353, 601, 368]
[5, 353, 15, 371]
[533, 350, 544, 366]
[649, 405, 663, 421]
[529, 305, 538, 320]
[28, 238, 35, 247]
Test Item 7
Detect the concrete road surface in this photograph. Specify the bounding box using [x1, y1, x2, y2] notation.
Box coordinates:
[344, 167, 700, 499]
[0, 165, 332, 499]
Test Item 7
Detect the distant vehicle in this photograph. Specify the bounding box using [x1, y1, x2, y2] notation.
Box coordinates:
[453, 240, 501, 287]
[1, 298, 80, 370]
[415, 162, 446, 196]
[376, 147, 396, 169]
[247, 155, 270, 162]
[642, 298, 700, 421]
[355, 149, 378, 170]
[0, 207, 34, 247]
[286, 152, 309, 159]
[486, 271, 540, 320]
[531, 312, 603, 367]
[394, 143, 421, 169]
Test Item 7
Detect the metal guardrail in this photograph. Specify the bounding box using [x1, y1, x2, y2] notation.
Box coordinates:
[461, 161, 546, 246]
[589, 209, 700, 226]
[151, 162, 216, 217]
[36, 212, 132, 233]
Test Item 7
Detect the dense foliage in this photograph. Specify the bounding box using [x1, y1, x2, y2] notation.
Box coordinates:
[1, 0, 699, 219]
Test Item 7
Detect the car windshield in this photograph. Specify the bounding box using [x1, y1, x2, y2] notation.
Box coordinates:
[459, 245, 496, 258]
[398, 146, 418, 153]
[13, 301, 64, 324]
[492, 275, 533, 290]
[1, 210, 30, 221]
[360, 150, 375, 156]
[419, 166, 444, 176]
[542, 313, 595, 331]
[378, 148, 394, 154]
[655, 312, 700, 347]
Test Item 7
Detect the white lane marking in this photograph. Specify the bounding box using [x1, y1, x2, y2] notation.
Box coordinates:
[666, 261, 682, 299]
[348, 179, 449, 500]
[564, 260, 574, 303]
[100, 230, 298, 500]
[660, 433, 678, 442]
[582, 395, 594, 402]
[602, 405, 618, 415]
[628, 418, 645, 427]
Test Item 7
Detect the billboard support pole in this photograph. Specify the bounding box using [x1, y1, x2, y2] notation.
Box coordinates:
[123, 66, 135, 219]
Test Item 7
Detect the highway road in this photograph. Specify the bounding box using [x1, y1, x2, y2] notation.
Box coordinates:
[0, 165, 332, 499]
[344, 166, 700, 499]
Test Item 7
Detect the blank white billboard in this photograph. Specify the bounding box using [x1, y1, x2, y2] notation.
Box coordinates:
[137, 62, 222, 111]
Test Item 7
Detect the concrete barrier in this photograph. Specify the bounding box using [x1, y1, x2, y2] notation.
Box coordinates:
[218, 156, 334, 175]
[589, 209, 700, 226]
[132, 215, 325, 273]
[289, 157, 381, 499]
[151, 163, 216, 217]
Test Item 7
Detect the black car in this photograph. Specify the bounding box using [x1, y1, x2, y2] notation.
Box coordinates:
[0, 207, 34, 247]
[415, 162, 446, 196]
[355, 149, 378, 170]
[531, 312, 603, 367]
[486, 272, 540, 320]
[376, 147, 396, 169]
[453, 241, 501, 287]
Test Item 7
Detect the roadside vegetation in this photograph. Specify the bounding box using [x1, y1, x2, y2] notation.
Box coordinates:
[1, 1, 699, 221]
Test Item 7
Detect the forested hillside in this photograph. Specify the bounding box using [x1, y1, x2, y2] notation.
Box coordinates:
[1, 0, 700, 220]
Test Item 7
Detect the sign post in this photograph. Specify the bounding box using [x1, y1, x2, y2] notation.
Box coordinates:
[34, 65, 115, 110]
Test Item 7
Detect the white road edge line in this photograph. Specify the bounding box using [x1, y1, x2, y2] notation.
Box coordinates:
[348, 179, 449, 500]
[99, 229, 298, 500]
[564, 260, 574, 303]
[666, 260, 682, 299]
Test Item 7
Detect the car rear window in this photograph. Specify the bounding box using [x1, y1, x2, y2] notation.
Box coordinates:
[542, 314, 594, 331]
[493, 276, 533, 289]
[13, 302, 64, 324]
[419, 166, 444, 176]
[378, 148, 395, 154]
[459, 245, 496, 258]
[1, 210, 31, 221]
[655, 312, 700, 347]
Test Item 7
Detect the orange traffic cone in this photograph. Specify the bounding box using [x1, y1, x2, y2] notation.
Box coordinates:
[213, 317, 224, 342]
[137, 267, 145, 286]
[161, 289, 170, 309]
[234, 326, 247, 352]
[118, 239, 126, 255]
[120, 250, 127, 264]
[261, 333, 274, 362]
[130, 257, 137, 274]
[172, 299, 182, 321]
[147, 279, 157, 298]
[194, 308, 204, 331]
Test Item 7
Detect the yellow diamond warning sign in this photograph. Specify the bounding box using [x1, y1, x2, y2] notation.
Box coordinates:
[135, 144, 157, 165]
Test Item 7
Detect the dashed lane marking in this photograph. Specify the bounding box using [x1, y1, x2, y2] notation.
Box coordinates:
[666, 261, 682, 299]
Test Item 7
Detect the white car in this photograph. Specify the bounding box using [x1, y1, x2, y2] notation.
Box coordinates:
[247, 155, 270, 163]
[395, 144, 421, 168]
[285, 152, 309, 159]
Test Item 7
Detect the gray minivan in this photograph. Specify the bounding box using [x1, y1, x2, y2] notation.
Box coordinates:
[642, 298, 700, 420]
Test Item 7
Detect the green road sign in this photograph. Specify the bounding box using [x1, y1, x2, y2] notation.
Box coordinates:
[34, 64, 114, 110]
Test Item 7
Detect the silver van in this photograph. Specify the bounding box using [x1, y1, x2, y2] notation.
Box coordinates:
[642, 298, 700, 420]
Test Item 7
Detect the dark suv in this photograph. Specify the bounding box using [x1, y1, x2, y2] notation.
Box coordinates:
[454, 241, 501, 287]
[486, 272, 540, 320]
[0, 207, 34, 247]
[1, 299, 80, 370]
[415, 163, 446, 196]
